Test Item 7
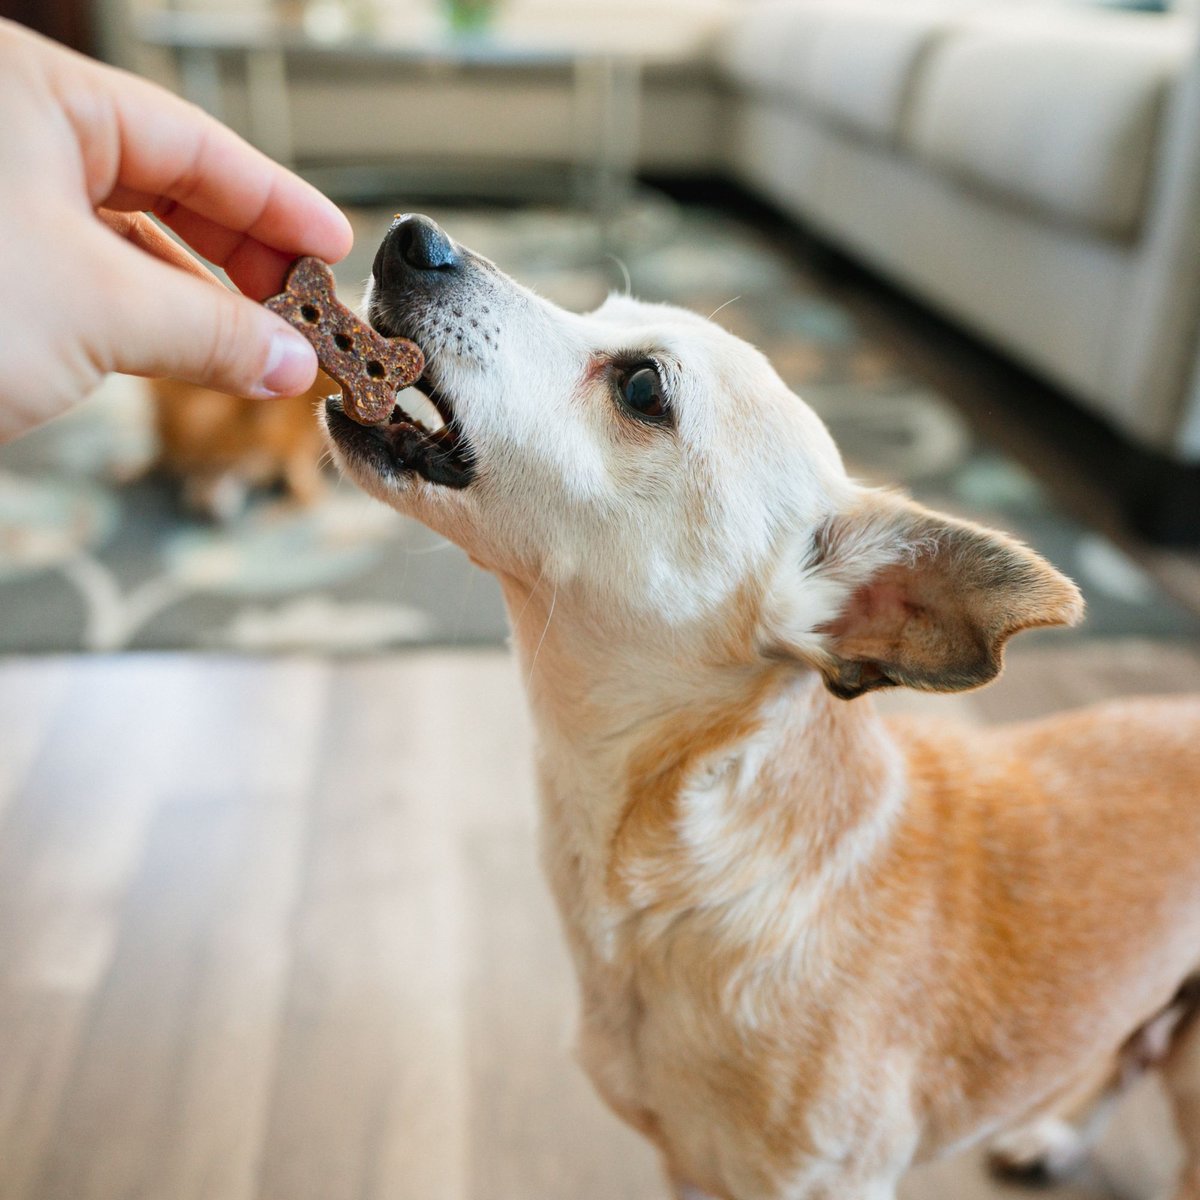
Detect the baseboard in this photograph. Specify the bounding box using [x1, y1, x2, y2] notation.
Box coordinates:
[643, 172, 1200, 548]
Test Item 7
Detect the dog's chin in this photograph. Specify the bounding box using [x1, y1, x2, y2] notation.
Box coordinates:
[321, 317, 477, 491]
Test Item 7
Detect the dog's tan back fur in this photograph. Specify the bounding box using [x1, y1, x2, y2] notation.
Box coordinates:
[512, 563, 1200, 1198]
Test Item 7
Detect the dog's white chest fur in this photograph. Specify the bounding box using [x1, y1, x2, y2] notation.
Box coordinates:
[529, 692, 920, 1198]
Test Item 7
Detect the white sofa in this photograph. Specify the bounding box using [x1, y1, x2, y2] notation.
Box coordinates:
[720, 2, 1200, 496]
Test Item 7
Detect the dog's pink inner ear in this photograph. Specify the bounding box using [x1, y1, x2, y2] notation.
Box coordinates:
[815, 501, 1084, 700]
[820, 558, 996, 699]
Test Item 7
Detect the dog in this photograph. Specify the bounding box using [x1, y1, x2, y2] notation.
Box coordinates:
[150, 372, 330, 521]
[324, 214, 1200, 1200]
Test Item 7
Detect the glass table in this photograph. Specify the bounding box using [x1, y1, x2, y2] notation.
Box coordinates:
[133, 7, 648, 222]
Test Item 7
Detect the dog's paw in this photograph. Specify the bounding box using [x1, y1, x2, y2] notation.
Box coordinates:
[987, 1117, 1090, 1187]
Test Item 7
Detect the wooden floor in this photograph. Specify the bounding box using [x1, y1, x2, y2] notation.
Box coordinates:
[0, 642, 1197, 1200]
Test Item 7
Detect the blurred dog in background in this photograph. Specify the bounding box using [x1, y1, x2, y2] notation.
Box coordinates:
[148, 371, 332, 521]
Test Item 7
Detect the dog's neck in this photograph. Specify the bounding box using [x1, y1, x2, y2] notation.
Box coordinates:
[499, 574, 908, 936]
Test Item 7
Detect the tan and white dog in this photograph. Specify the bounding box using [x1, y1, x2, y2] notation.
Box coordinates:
[324, 214, 1200, 1200]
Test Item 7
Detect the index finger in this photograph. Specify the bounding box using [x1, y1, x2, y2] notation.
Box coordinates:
[45, 34, 352, 270]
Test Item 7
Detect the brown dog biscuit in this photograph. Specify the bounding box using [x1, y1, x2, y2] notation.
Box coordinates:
[264, 257, 424, 425]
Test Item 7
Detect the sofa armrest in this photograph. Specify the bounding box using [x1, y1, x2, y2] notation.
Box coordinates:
[1116, 28, 1200, 459]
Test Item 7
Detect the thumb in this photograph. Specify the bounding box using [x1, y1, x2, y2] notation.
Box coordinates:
[98, 236, 317, 397]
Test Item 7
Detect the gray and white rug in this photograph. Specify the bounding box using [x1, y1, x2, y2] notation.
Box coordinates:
[1, 197, 1196, 653]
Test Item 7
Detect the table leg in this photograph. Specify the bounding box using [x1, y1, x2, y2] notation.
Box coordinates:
[572, 55, 642, 242]
[598, 55, 641, 225]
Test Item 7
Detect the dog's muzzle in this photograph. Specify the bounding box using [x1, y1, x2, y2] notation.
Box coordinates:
[324, 214, 476, 489]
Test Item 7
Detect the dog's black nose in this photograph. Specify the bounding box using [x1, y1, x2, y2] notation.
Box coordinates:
[373, 214, 458, 286]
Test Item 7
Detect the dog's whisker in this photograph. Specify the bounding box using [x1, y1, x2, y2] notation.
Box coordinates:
[606, 252, 633, 297]
[511, 560, 549, 638]
[526, 583, 558, 687]
[707, 295, 742, 322]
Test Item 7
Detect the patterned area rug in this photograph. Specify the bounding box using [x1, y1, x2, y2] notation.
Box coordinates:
[2, 196, 1198, 653]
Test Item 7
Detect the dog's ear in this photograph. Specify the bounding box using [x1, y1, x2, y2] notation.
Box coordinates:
[768, 490, 1084, 699]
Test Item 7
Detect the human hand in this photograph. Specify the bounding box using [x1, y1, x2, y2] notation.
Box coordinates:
[0, 18, 354, 442]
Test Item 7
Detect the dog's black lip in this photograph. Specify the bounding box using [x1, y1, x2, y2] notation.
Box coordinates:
[325, 387, 476, 489]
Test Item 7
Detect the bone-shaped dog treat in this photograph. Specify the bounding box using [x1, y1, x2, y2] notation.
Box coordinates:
[264, 257, 424, 426]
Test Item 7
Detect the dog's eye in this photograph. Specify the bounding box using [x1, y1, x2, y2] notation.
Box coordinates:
[616, 363, 669, 423]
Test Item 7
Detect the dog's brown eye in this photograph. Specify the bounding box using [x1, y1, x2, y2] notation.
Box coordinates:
[617, 364, 669, 423]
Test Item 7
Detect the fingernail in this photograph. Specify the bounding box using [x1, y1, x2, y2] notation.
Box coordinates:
[257, 329, 315, 396]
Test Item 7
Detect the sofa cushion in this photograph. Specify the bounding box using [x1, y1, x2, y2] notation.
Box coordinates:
[801, 3, 966, 142]
[722, 1, 968, 143]
[907, 10, 1189, 239]
[719, 0, 820, 97]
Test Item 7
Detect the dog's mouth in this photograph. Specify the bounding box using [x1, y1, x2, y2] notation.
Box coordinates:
[324, 354, 476, 489]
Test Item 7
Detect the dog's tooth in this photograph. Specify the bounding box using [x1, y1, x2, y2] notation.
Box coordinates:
[397, 385, 446, 433]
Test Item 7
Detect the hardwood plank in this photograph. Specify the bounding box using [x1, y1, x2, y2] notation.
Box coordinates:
[0, 656, 326, 1200]
[0, 657, 72, 823]
[972, 639, 1200, 724]
[256, 657, 472, 1200]
[32, 792, 290, 1200]
[0, 991, 88, 1200]
[1074, 639, 1200, 702]
[1092, 1077, 1182, 1200]
[0, 657, 209, 996]
[0, 657, 213, 1200]
[0, 645, 1194, 1200]
[376, 651, 537, 835]
[463, 827, 662, 1200]
[144, 662, 327, 1200]
[876, 686, 983, 726]
[0, 657, 326, 996]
